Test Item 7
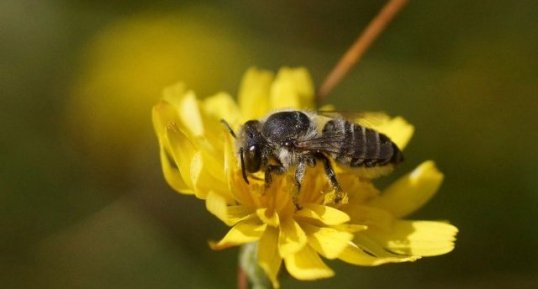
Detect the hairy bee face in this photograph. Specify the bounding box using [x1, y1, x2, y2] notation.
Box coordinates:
[240, 120, 265, 173]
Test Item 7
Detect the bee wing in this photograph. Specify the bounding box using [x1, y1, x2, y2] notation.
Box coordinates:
[297, 112, 356, 154]
[295, 130, 349, 154]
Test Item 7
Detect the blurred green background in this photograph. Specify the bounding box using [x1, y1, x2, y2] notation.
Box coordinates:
[2, 0, 537, 288]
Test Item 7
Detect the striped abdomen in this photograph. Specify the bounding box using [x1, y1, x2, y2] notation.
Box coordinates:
[322, 119, 403, 168]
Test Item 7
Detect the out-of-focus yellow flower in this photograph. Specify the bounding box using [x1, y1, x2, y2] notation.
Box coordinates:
[152, 67, 458, 288]
[68, 8, 249, 182]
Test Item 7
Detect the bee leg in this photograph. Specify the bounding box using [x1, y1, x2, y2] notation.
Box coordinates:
[294, 161, 306, 192]
[293, 161, 308, 209]
[315, 153, 344, 204]
[306, 156, 316, 167]
[264, 165, 286, 188]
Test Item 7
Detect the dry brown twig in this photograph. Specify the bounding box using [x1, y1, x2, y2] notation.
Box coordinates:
[317, 0, 409, 104]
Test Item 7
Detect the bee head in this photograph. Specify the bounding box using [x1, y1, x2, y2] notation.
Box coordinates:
[221, 119, 266, 184]
[241, 120, 265, 172]
[238, 120, 267, 184]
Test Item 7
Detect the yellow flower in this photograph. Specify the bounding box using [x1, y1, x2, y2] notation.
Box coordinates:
[152, 67, 458, 288]
[68, 10, 249, 183]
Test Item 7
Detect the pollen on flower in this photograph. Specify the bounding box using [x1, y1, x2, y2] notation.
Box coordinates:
[152, 67, 458, 288]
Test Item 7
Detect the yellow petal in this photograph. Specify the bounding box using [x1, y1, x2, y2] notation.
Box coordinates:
[190, 151, 230, 200]
[338, 242, 416, 266]
[331, 224, 368, 233]
[278, 219, 307, 258]
[210, 217, 265, 250]
[158, 146, 193, 194]
[202, 92, 242, 128]
[226, 205, 255, 225]
[270, 180, 296, 215]
[270, 67, 315, 110]
[351, 233, 420, 262]
[152, 101, 194, 194]
[153, 99, 202, 192]
[284, 246, 334, 280]
[160, 82, 188, 109]
[152, 98, 180, 140]
[161, 116, 197, 190]
[369, 161, 444, 218]
[238, 67, 273, 120]
[191, 91, 239, 156]
[318, 104, 335, 111]
[152, 99, 172, 138]
[205, 191, 233, 225]
[343, 204, 394, 229]
[357, 113, 414, 150]
[258, 227, 282, 289]
[257, 208, 280, 227]
[303, 224, 354, 259]
[295, 204, 350, 225]
[176, 93, 204, 137]
[223, 130, 237, 191]
[369, 220, 458, 257]
[338, 173, 380, 203]
[162, 83, 205, 137]
[224, 132, 255, 207]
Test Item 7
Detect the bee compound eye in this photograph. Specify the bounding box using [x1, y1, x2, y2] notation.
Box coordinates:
[245, 145, 261, 172]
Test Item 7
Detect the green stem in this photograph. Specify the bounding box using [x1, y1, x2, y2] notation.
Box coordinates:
[239, 243, 272, 289]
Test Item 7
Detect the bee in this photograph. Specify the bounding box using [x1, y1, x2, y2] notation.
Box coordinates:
[221, 110, 403, 203]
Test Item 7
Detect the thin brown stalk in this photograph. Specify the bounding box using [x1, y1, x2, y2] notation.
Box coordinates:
[317, 0, 409, 104]
[237, 266, 248, 289]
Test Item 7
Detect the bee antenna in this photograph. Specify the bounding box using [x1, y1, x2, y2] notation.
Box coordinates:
[220, 119, 236, 138]
[239, 147, 249, 184]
